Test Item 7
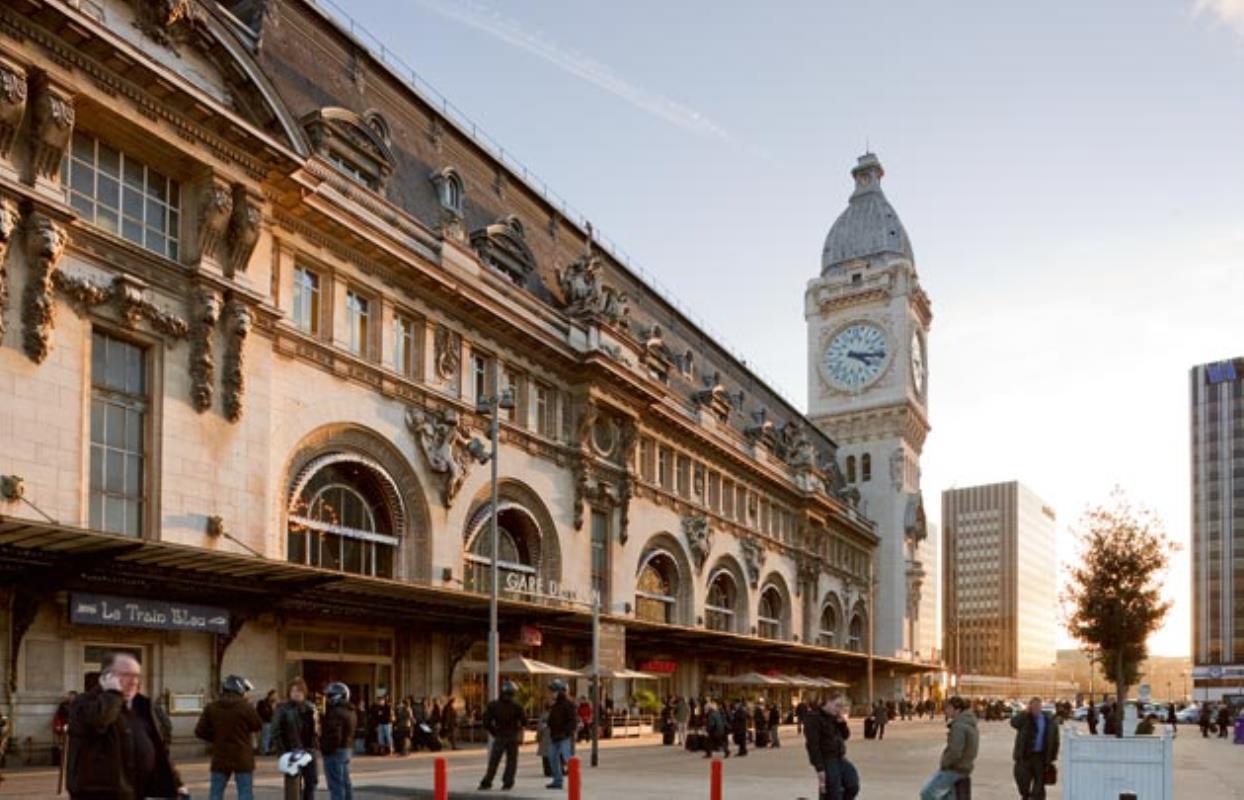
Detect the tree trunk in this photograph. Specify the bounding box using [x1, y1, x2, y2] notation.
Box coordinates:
[1116, 647, 1127, 739]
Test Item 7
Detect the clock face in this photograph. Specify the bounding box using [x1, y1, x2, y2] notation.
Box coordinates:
[911, 331, 926, 394]
[824, 323, 888, 390]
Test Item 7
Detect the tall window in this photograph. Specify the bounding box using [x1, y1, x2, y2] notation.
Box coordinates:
[287, 458, 398, 578]
[819, 605, 838, 647]
[393, 314, 416, 377]
[848, 613, 866, 652]
[636, 551, 678, 624]
[722, 480, 735, 518]
[591, 509, 609, 601]
[470, 353, 492, 402]
[90, 332, 148, 536]
[292, 266, 321, 335]
[861, 453, 872, 482]
[707, 472, 721, 512]
[675, 456, 690, 498]
[757, 586, 784, 640]
[67, 132, 181, 259]
[705, 571, 738, 632]
[657, 447, 671, 490]
[639, 438, 655, 482]
[845, 455, 857, 483]
[345, 290, 370, 357]
[535, 384, 556, 437]
[464, 508, 537, 596]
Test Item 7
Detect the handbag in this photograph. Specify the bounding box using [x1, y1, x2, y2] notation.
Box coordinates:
[1042, 763, 1057, 786]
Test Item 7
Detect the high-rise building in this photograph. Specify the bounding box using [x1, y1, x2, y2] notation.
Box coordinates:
[915, 521, 942, 662]
[1190, 357, 1244, 701]
[942, 482, 1056, 678]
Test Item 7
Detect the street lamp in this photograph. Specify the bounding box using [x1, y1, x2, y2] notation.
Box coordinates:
[475, 383, 515, 704]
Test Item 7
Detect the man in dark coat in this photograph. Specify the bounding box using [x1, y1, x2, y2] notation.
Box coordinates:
[67, 652, 185, 800]
[195, 674, 263, 800]
[1010, 697, 1059, 800]
[272, 677, 318, 800]
[768, 702, 782, 748]
[753, 700, 769, 748]
[478, 681, 527, 791]
[1085, 703, 1098, 735]
[731, 699, 750, 756]
[804, 694, 858, 800]
[1216, 703, 1232, 738]
[320, 683, 357, 800]
[545, 679, 577, 789]
[1198, 703, 1212, 737]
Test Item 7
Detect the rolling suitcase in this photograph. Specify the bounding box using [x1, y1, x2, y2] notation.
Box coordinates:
[864, 716, 877, 740]
[663, 724, 675, 746]
[755, 729, 769, 748]
[685, 732, 703, 751]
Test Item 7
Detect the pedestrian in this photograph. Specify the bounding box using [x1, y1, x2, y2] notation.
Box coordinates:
[1010, 696, 1059, 800]
[731, 699, 750, 756]
[753, 699, 769, 748]
[256, 689, 277, 756]
[1085, 703, 1098, 735]
[1166, 704, 1177, 738]
[67, 652, 185, 800]
[393, 700, 412, 756]
[1216, 703, 1231, 738]
[478, 680, 526, 791]
[52, 690, 76, 767]
[919, 696, 977, 800]
[1135, 713, 1157, 735]
[873, 700, 889, 740]
[702, 700, 730, 759]
[1198, 704, 1211, 738]
[373, 695, 393, 755]
[768, 702, 782, 748]
[803, 693, 858, 800]
[541, 680, 576, 789]
[674, 695, 690, 747]
[321, 682, 356, 800]
[796, 699, 809, 735]
[273, 677, 319, 800]
[441, 696, 459, 751]
[195, 674, 263, 800]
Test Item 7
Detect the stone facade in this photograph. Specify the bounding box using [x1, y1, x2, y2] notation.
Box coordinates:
[0, 0, 918, 761]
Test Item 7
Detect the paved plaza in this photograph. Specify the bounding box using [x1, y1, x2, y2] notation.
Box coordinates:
[3, 719, 1242, 799]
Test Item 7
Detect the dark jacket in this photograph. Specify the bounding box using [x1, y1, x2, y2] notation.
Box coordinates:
[753, 706, 768, 733]
[939, 710, 979, 774]
[195, 692, 263, 774]
[483, 696, 527, 743]
[767, 706, 780, 729]
[1010, 710, 1059, 763]
[272, 700, 317, 754]
[803, 707, 849, 771]
[321, 702, 357, 754]
[441, 702, 458, 736]
[706, 707, 727, 739]
[731, 705, 749, 736]
[67, 688, 182, 800]
[547, 694, 577, 741]
[257, 698, 275, 724]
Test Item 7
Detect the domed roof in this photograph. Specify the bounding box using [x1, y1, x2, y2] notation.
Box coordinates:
[821, 153, 913, 272]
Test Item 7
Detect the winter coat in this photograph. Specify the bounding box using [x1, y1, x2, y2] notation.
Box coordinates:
[706, 708, 727, 739]
[441, 702, 458, 736]
[272, 700, 318, 754]
[257, 698, 275, 724]
[483, 696, 527, 743]
[753, 707, 768, 733]
[674, 699, 690, 724]
[67, 688, 182, 800]
[939, 710, 979, 775]
[548, 694, 578, 741]
[1010, 711, 1059, 763]
[320, 702, 357, 754]
[194, 692, 263, 774]
[731, 705, 749, 735]
[768, 706, 780, 729]
[803, 707, 849, 771]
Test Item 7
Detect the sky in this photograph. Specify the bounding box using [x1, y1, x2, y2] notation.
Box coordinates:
[336, 0, 1244, 656]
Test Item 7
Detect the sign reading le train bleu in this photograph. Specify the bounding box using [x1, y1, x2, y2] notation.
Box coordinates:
[71, 593, 230, 634]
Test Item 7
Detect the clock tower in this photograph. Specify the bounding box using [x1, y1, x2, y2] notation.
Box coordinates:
[805, 153, 933, 669]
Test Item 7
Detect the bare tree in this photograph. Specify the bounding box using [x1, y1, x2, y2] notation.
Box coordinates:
[1063, 491, 1176, 737]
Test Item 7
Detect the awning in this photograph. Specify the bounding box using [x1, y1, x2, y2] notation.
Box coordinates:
[576, 665, 658, 680]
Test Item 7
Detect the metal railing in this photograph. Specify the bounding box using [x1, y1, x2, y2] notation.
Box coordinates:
[303, 0, 801, 410]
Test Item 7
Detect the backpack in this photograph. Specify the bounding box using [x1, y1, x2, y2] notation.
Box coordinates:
[707, 709, 725, 737]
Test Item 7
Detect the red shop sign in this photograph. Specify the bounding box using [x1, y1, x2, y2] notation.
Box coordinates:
[520, 625, 543, 647]
[639, 660, 677, 674]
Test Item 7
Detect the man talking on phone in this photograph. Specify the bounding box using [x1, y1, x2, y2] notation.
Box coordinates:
[67, 652, 186, 800]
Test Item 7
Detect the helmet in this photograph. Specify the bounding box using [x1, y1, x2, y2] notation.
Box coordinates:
[500, 680, 518, 697]
[222, 675, 253, 695]
[325, 681, 351, 705]
[548, 679, 567, 693]
[278, 750, 313, 776]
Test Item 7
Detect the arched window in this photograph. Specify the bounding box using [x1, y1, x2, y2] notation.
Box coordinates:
[464, 508, 538, 595]
[819, 604, 838, 647]
[845, 455, 856, 483]
[848, 613, 866, 652]
[636, 551, 679, 624]
[705, 570, 738, 632]
[757, 585, 784, 640]
[861, 453, 872, 482]
[445, 173, 463, 214]
[288, 456, 400, 578]
[432, 167, 465, 216]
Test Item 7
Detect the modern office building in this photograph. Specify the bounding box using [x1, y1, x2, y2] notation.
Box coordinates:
[1190, 357, 1244, 702]
[942, 481, 1057, 681]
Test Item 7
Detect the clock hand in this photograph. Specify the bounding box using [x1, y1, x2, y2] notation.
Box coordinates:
[847, 350, 885, 363]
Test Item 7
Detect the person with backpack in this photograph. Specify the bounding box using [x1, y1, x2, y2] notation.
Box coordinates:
[702, 700, 730, 759]
[731, 699, 750, 756]
[320, 683, 357, 800]
[272, 678, 318, 800]
[804, 693, 858, 800]
[478, 681, 526, 791]
[195, 675, 263, 800]
[545, 679, 577, 790]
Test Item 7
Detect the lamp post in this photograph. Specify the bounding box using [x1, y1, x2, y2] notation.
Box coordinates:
[475, 383, 515, 703]
[1181, 671, 1188, 703]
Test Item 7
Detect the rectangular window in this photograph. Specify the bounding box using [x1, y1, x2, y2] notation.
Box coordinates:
[708, 472, 721, 513]
[736, 486, 747, 523]
[393, 314, 415, 377]
[345, 290, 370, 357]
[89, 331, 148, 537]
[535, 384, 556, 437]
[722, 479, 735, 517]
[639, 438, 655, 483]
[591, 509, 609, 602]
[471, 353, 493, 403]
[676, 455, 690, 498]
[292, 266, 321, 335]
[68, 131, 180, 259]
[657, 447, 672, 491]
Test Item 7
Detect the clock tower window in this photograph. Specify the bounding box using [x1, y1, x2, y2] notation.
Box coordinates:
[861, 453, 872, 482]
[845, 456, 856, 483]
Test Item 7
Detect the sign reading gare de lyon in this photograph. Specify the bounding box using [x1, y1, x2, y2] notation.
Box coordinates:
[504, 572, 593, 605]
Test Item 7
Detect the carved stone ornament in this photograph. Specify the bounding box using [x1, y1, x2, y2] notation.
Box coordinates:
[188, 288, 221, 412]
[740, 536, 766, 589]
[406, 406, 474, 507]
[744, 408, 776, 448]
[21, 212, 66, 363]
[29, 74, 74, 182]
[692, 370, 735, 422]
[0, 58, 28, 160]
[225, 185, 261, 277]
[221, 295, 251, 422]
[197, 179, 233, 261]
[131, 0, 207, 52]
[572, 458, 621, 531]
[433, 324, 461, 382]
[0, 197, 18, 342]
[780, 424, 828, 494]
[889, 447, 905, 493]
[638, 323, 674, 382]
[53, 270, 190, 341]
[795, 554, 822, 597]
[682, 514, 713, 575]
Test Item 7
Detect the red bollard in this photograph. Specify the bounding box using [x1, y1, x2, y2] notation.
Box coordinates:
[710, 758, 723, 800]
[568, 756, 582, 800]
[434, 756, 448, 800]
